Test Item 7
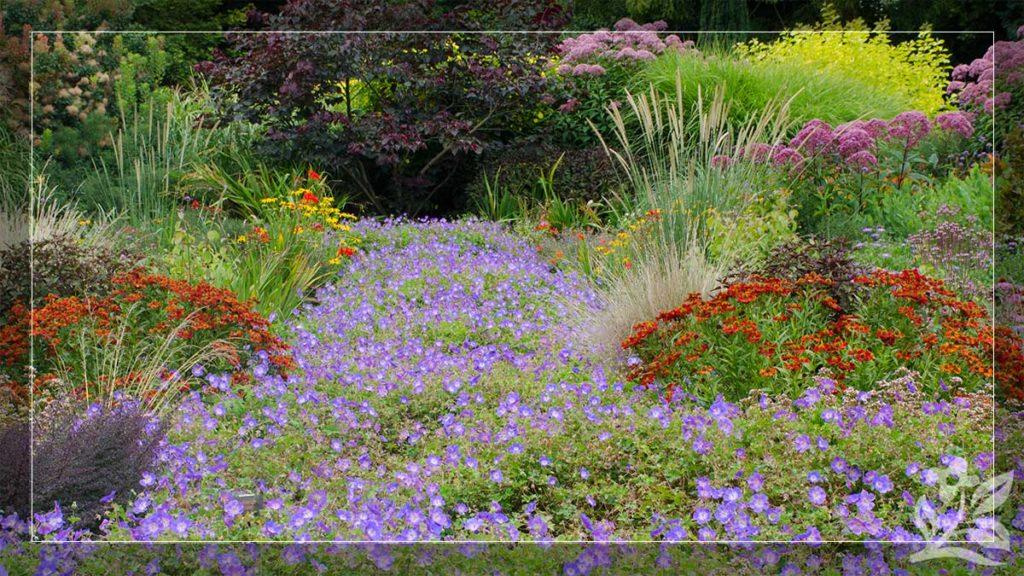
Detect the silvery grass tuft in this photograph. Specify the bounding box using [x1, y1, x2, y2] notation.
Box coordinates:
[0, 170, 116, 252]
[579, 74, 795, 354]
[48, 303, 237, 417]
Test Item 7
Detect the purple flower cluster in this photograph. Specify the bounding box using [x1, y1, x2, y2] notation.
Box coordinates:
[555, 19, 694, 76]
[1, 219, 1008, 555]
[735, 110, 975, 175]
[935, 111, 975, 139]
[886, 111, 932, 147]
[908, 204, 992, 298]
[948, 29, 1024, 113]
[685, 475, 783, 541]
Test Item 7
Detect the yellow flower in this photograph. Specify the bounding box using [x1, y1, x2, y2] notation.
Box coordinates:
[236, 235, 248, 243]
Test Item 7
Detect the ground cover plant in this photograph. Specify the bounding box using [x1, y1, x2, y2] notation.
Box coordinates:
[1, 5, 1023, 576]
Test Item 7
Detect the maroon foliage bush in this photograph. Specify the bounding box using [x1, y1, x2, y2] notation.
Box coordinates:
[0, 404, 166, 529]
[199, 0, 570, 214]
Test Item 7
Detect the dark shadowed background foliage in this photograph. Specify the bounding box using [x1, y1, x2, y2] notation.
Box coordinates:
[0, 0, 1019, 217]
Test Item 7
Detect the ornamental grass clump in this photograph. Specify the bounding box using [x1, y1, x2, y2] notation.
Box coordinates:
[0, 401, 166, 530]
[583, 78, 793, 354]
[623, 269, 994, 403]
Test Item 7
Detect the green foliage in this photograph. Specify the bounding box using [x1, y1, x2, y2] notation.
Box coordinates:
[469, 144, 621, 206]
[188, 158, 306, 220]
[645, 49, 910, 128]
[144, 170, 359, 320]
[707, 188, 798, 264]
[788, 156, 993, 241]
[570, 0, 630, 28]
[472, 169, 529, 224]
[571, 0, 694, 29]
[736, 16, 951, 116]
[0, 125, 27, 209]
[549, 71, 639, 149]
[129, 1, 249, 82]
[155, 211, 343, 321]
[31, 33, 195, 208]
[698, 0, 748, 34]
[470, 151, 608, 231]
[160, 219, 330, 321]
[998, 126, 1024, 235]
[68, 87, 219, 222]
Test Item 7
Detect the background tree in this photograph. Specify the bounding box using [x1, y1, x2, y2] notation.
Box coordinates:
[200, 0, 569, 214]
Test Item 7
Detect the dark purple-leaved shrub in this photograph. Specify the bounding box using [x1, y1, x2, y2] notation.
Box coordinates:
[0, 234, 136, 314]
[0, 420, 30, 518]
[729, 237, 869, 312]
[0, 404, 165, 529]
[199, 0, 569, 215]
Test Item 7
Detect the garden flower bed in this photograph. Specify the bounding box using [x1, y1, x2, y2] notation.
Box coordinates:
[1, 4, 1023, 575]
[3, 220, 999, 545]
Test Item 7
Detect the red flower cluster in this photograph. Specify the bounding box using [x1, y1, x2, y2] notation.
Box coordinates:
[623, 270, 994, 402]
[0, 270, 293, 401]
[996, 326, 1024, 402]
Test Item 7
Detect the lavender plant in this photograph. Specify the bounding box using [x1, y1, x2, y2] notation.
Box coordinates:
[908, 204, 992, 300]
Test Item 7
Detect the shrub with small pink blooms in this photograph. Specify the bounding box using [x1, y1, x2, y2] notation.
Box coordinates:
[717, 111, 982, 235]
[554, 19, 694, 77]
[547, 19, 698, 147]
[947, 31, 1024, 114]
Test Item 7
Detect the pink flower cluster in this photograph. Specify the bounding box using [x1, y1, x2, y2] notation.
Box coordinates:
[886, 111, 932, 147]
[555, 19, 694, 77]
[947, 29, 1024, 113]
[934, 111, 975, 139]
[742, 142, 807, 168]
[725, 111, 974, 172]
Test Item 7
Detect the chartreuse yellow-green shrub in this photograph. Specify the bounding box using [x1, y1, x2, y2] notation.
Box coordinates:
[644, 49, 911, 127]
[736, 19, 951, 117]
